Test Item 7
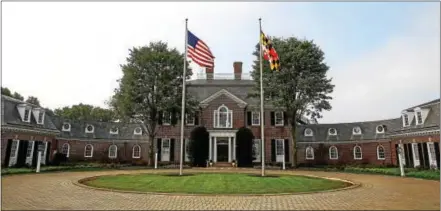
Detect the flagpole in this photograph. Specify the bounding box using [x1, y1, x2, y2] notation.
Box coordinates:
[179, 18, 188, 176]
[259, 18, 265, 177]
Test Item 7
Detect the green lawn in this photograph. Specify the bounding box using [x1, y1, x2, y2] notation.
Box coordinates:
[83, 173, 350, 194]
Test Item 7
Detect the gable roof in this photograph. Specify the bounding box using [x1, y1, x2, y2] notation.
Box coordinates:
[200, 89, 248, 108]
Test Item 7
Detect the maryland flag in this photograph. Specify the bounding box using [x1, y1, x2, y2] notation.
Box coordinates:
[260, 31, 280, 71]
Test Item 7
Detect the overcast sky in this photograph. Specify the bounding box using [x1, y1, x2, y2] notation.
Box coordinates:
[2, 2, 440, 123]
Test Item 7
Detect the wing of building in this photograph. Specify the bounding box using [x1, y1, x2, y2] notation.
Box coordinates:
[1, 62, 439, 169]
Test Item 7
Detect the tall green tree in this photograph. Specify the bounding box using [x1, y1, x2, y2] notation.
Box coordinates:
[54, 103, 116, 122]
[1, 87, 12, 97]
[26, 96, 41, 106]
[109, 41, 198, 165]
[12, 92, 24, 101]
[250, 37, 334, 167]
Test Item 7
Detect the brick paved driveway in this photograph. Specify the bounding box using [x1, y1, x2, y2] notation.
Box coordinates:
[1, 169, 439, 210]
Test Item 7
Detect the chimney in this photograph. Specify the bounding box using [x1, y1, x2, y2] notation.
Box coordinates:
[206, 67, 214, 80]
[233, 61, 242, 80]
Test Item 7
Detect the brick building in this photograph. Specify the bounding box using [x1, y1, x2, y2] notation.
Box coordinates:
[1, 62, 439, 169]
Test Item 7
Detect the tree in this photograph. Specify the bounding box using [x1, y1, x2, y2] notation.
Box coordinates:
[54, 103, 116, 122]
[26, 96, 41, 106]
[1, 87, 12, 97]
[235, 127, 254, 167]
[109, 41, 198, 166]
[12, 92, 24, 101]
[250, 37, 334, 167]
[188, 126, 209, 167]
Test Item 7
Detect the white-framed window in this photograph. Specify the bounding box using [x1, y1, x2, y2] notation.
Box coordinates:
[85, 125, 94, 133]
[275, 111, 284, 126]
[161, 138, 171, 161]
[377, 145, 385, 160]
[214, 105, 233, 128]
[162, 112, 172, 125]
[275, 139, 285, 162]
[24, 109, 30, 122]
[252, 139, 261, 162]
[352, 126, 362, 135]
[110, 127, 119, 135]
[134, 127, 142, 135]
[37, 112, 44, 124]
[415, 111, 423, 125]
[84, 144, 93, 157]
[251, 112, 260, 126]
[304, 128, 313, 136]
[376, 125, 385, 134]
[186, 113, 195, 126]
[132, 145, 141, 158]
[61, 143, 70, 157]
[305, 146, 314, 160]
[185, 139, 191, 162]
[402, 114, 410, 127]
[62, 123, 71, 132]
[353, 146, 362, 160]
[329, 146, 338, 160]
[108, 145, 117, 159]
[26, 141, 34, 158]
[328, 128, 337, 136]
[40, 142, 47, 160]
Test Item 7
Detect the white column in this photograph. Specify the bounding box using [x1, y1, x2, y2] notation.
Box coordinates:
[228, 137, 232, 162]
[233, 137, 236, 160]
[427, 142, 437, 169]
[209, 135, 212, 160]
[36, 151, 41, 173]
[214, 137, 217, 162]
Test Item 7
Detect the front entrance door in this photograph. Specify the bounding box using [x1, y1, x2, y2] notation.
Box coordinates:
[217, 138, 228, 162]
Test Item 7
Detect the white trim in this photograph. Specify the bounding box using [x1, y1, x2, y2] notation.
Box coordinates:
[274, 111, 284, 126]
[109, 128, 119, 135]
[275, 139, 285, 162]
[328, 128, 337, 136]
[84, 144, 94, 157]
[26, 141, 35, 158]
[305, 146, 314, 160]
[85, 125, 94, 133]
[402, 113, 410, 127]
[427, 142, 438, 169]
[23, 108, 31, 122]
[185, 113, 195, 126]
[376, 145, 385, 160]
[252, 139, 261, 162]
[62, 123, 71, 132]
[214, 105, 233, 128]
[411, 142, 420, 168]
[376, 125, 385, 134]
[199, 89, 248, 108]
[161, 138, 171, 162]
[162, 112, 171, 125]
[414, 108, 423, 125]
[132, 145, 141, 158]
[108, 145, 118, 159]
[352, 126, 362, 135]
[329, 146, 338, 160]
[353, 145, 363, 160]
[61, 143, 70, 158]
[304, 128, 313, 137]
[251, 111, 260, 126]
[389, 129, 439, 137]
[9, 140, 20, 167]
[133, 127, 142, 135]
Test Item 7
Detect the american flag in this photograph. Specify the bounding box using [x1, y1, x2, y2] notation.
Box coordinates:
[187, 30, 215, 67]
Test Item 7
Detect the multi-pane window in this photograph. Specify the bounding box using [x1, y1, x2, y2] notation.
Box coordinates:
[84, 144, 93, 157]
[62, 143, 70, 157]
[40, 142, 46, 159]
[275, 111, 284, 126]
[132, 145, 141, 158]
[413, 144, 419, 160]
[416, 111, 423, 124]
[403, 114, 409, 126]
[186, 113, 195, 125]
[353, 146, 362, 160]
[252, 139, 261, 162]
[377, 145, 385, 160]
[10, 140, 19, 158]
[252, 112, 260, 126]
[26, 141, 34, 158]
[24, 109, 30, 122]
[329, 146, 338, 160]
[162, 112, 172, 125]
[214, 106, 233, 128]
[305, 146, 314, 160]
[276, 139, 284, 156]
[38, 112, 44, 124]
[108, 145, 117, 158]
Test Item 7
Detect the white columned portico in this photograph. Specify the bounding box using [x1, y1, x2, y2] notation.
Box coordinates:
[228, 137, 232, 162]
[209, 135, 212, 160]
[207, 130, 237, 163]
[214, 137, 217, 162]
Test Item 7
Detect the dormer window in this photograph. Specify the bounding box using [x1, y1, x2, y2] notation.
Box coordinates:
[134, 127, 142, 135]
[414, 108, 423, 125]
[24, 109, 30, 122]
[304, 128, 313, 137]
[214, 105, 233, 128]
[328, 128, 337, 136]
[62, 123, 71, 132]
[376, 125, 385, 134]
[402, 113, 410, 127]
[85, 125, 94, 133]
[110, 127, 119, 135]
[37, 112, 44, 124]
[352, 126, 362, 135]
[17, 104, 32, 123]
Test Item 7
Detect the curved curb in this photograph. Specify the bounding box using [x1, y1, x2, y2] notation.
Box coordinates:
[73, 172, 361, 197]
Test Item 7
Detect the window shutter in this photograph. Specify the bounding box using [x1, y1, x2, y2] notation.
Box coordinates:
[45, 142, 51, 165]
[247, 112, 252, 126]
[181, 139, 185, 162]
[270, 112, 275, 126]
[158, 112, 163, 125]
[284, 112, 288, 126]
[170, 139, 175, 161]
[195, 114, 199, 125]
[157, 138, 162, 161]
[171, 110, 177, 125]
[284, 139, 289, 163]
[271, 139, 276, 162]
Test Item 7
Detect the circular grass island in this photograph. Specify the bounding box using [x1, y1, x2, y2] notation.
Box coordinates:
[81, 173, 352, 195]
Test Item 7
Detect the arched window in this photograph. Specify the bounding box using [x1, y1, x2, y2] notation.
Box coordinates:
[61, 143, 70, 158]
[214, 105, 233, 128]
[377, 145, 385, 160]
[108, 145, 118, 159]
[353, 146, 362, 160]
[132, 145, 141, 158]
[305, 146, 314, 160]
[329, 146, 338, 160]
[84, 144, 93, 157]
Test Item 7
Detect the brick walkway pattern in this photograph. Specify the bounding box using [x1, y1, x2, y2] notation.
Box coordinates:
[1, 169, 439, 210]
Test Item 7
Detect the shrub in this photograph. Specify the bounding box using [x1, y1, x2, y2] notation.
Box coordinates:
[236, 127, 254, 167]
[52, 153, 68, 166]
[189, 126, 209, 167]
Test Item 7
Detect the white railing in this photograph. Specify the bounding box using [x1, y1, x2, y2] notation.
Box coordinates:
[193, 73, 253, 80]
